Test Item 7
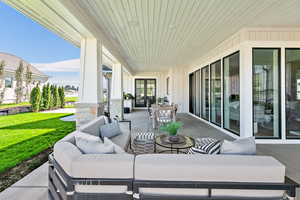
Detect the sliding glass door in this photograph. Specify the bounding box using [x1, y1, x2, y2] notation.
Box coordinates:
[195, 70, 201, 116]
[210, 60, 222, 126]
[201, 66, 209, 120]
[223, 52, 240, 135]
[252, 48, 280, 139]
[286, 49, 300, 139]
[189, 73, 195, 114]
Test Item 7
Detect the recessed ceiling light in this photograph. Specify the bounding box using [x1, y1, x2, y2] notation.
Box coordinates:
[169, 24, 177, 30]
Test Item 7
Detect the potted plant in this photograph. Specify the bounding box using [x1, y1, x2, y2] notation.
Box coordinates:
[123, 93, 134, 113]
[160, 122, 183, 142]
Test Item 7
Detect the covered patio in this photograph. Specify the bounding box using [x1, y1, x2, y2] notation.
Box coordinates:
[1, 110, 300, 199]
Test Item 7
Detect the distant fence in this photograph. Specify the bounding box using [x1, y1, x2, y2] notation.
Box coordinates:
[0, 106, 32, 116]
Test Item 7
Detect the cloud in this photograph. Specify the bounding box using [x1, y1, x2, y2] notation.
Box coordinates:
[32, 59, 80, 72]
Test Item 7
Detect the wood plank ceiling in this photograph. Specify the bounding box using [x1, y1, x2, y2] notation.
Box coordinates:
[6, 0, 300, 73]
[76, 0, 300, 72]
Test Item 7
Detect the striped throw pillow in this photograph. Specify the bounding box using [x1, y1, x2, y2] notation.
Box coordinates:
[188, 137, 221, 154]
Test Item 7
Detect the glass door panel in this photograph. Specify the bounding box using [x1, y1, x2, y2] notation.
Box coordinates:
[201, 66, 209, 120]
[286, 49, 300, 139]
[253, 48, 280, 139]
[189, 73, 195, 113]
[135, 79, 156, 107]
[223, 52, 240, 135]
[210, 60, 222, 126]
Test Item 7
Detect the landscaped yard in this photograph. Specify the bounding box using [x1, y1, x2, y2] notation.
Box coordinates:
[0, 112, 75, 173]
[0, 102, 30, 109]
[65, 96, 78, 102]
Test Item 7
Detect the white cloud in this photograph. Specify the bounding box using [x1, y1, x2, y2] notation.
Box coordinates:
[32, 59, 80, 72]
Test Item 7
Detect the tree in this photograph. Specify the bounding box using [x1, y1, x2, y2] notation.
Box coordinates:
[58, 86, 65, 108]
[53, 85, 59, 108]
[15, 61, 24, 103]
[0, 60, 5, 104]
[30, 85, 41, 112]
[41, 84, 51, 110]
[25, 65, 32, 101]
[49, 84, 55, 109]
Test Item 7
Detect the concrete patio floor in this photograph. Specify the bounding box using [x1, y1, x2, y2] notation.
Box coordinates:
[1, 110, 299, 199]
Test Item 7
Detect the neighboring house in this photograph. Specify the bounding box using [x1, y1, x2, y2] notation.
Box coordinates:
[0, 52, 48, 103]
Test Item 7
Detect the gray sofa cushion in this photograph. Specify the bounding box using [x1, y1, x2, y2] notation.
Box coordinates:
[220, 137, 256, 155]
[72, 154, 134, 179]
[100, 121, 122, 139]
[135, 154, 285, 198]
[79, 116, 107, 136]
[53, 141, 134, 179]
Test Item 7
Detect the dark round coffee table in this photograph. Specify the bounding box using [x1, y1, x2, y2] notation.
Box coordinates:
[155, 134, 195, 154]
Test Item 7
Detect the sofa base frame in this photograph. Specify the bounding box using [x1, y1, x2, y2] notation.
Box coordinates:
[133, 180, 297, 200]
[48, 155, 133, 200]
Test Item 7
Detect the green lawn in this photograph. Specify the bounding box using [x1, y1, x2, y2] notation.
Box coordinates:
[65, 97, 78, 102]
[0, 102, 31, 109]
[0, 113, 75, 173]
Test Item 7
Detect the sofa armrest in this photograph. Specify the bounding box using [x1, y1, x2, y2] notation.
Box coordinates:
[53, 142, 82, 176]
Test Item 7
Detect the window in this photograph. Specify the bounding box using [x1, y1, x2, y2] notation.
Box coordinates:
[5, 77, 12, 88]
[223, 52, 240, 135]
[210, 60, 222, 126]
[201, 66, 209, 120]
[189, 73, 195, 114]
[286, 49, 300, 139]
[166, 77, 169, 95]
[195, 70, 201, 116]
[252, 48, 280, 139]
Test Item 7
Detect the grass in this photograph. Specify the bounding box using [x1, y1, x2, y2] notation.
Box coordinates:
[0, 112, 75, 173]
[65, 96, 78, 102]
[0, 102, 31, 109]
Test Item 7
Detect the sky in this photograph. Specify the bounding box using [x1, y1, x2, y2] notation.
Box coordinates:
[0, 2, 80, 86]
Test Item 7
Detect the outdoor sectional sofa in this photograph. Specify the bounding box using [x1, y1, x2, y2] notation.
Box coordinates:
[48, 116, 297, 200]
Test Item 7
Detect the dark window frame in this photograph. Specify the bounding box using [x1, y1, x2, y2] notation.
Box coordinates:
[5, 77, 13, 88]
[222, 51, 240, 136]
[285, 48, 300, 140]
[134, 78, 157, 108]
[252, 47, 281, 139]
[201, 65, 210, 121]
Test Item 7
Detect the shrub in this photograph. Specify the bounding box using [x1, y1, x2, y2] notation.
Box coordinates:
[30, 85, 41, 112]
[41, 84, 51, 110]
[53, 85, 59, 108]
[49, 85, 54, 109]
[58, 86, 65, 108]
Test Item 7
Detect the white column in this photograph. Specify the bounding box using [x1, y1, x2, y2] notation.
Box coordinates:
[239, 43, 253, 138]
[76, 38, 104, 127]
[110, 63, 124, 119]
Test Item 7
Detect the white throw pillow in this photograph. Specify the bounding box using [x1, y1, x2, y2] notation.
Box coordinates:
[75, 132, 114, 154]
[220, 137, 256, 155]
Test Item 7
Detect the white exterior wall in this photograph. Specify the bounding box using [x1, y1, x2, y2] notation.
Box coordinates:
[181, 27, 300, 144]
[0, 71, 48, 103]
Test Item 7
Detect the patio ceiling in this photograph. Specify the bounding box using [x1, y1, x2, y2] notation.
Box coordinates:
[3, 0, 300, 73]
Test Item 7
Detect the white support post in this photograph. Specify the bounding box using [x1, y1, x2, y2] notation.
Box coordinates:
[110, 63, 124, 119]
[76, 37, 104, 127]
[239, 43, 253, 138]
